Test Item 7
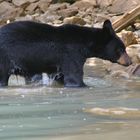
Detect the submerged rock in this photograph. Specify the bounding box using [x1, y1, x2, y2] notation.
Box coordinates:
[104, 62, 140, 78]
[85, 107, 140, 119]
[104, 62, 130, 78]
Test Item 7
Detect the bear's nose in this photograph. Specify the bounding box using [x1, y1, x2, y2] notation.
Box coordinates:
[117, 52, 132, 66]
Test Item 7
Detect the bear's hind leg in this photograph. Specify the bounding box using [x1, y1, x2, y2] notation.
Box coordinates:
[0, 67, 10, 87]
[54, 73, 64, 84]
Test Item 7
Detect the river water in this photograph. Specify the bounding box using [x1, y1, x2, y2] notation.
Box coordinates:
[0, 59, 140, 140]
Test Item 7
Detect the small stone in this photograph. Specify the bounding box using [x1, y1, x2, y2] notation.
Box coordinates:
[53, 19, 63, 25]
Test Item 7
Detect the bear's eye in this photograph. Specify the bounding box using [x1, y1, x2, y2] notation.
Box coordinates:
[116, 49, 121, 54]
[116, 48, 124, 55]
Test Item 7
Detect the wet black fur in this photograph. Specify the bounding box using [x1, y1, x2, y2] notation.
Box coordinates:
[0, 20, 126, 87]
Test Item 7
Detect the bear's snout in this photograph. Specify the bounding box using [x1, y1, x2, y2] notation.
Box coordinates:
[117, 52, 132, 66]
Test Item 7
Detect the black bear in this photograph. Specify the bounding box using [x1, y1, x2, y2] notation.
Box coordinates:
[0, 20, 132, 87]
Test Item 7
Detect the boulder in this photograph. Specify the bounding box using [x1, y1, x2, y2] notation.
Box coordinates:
[12, 0, 39, 5]
[29, 0, 39, 2]
[104, 62, 140, 78]
[38, 0, 51, 12]
[94, 13, 109, 23]
[104, 62, 130, 78]
[126, 64, 140, 77]
[57, 0, 76, 4]
[97, 0, 113, 8]
[15, 15, 34, 21]
[108, 0, 140, 13]
[135, 29, 140, 43]
[79, 0, 96, 6]
[126, 44, 140, 64]
[36, 11, 61, 23]
[58, 7, 78, 18]
[71, 1, 94, 10]
[48, 3, 68, 11]
[63, 16, 86, 25]
[117, 30, 138, 47]
[25, 2, 39, 14]
[25, 0, 52, 14]
[0, 1, 14, 14]
[0, 2, 23, 25]
[81, 0, 113, 8]
[12, 0, 30, 6]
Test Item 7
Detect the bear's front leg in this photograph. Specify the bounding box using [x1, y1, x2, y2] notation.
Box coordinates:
[64, 73, 86, 88]
[62, 60, 86, 88]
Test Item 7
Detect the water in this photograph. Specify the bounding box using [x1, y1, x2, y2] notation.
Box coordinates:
[0, 59, 140, 140]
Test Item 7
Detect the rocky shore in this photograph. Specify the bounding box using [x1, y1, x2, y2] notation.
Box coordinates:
[0, 0, 140, 78]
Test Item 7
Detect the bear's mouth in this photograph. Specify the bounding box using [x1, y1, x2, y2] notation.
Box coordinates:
[117, 52, 132, 66]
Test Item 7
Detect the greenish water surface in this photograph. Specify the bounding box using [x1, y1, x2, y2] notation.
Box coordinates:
[0, 59, 140, 140]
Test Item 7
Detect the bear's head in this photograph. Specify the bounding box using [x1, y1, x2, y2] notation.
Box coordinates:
[101, 20, 132, 66]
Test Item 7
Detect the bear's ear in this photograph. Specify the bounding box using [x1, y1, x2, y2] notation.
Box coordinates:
[103, 20, 115, 35]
